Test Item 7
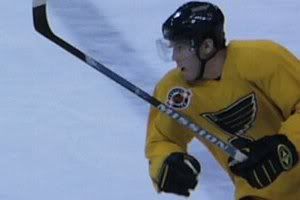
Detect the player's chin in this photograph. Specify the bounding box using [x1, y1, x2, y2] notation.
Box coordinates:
[179, 68, 195, 82]
[177, 66, 185, 72]
[183, 74, 197, 83]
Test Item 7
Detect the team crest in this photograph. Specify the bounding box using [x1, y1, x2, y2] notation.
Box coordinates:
[166, 87, 192, 110]
[202, 93, 257, 136]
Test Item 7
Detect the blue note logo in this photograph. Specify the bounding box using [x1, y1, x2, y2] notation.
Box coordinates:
[202, 93, 257, 136]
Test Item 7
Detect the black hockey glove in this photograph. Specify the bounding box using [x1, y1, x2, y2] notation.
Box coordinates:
[157, 152, 201, 197]
[229, 135, 298, 189]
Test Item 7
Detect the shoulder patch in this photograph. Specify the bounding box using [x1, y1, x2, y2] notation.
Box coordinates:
[166, 87, 192, 110]
[201, 93, 257, 136]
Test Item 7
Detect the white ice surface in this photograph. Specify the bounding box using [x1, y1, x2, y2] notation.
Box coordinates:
[0, 0, 299, 199]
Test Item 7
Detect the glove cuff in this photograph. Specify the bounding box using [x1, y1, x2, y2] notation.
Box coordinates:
[277, 142, 298, 171]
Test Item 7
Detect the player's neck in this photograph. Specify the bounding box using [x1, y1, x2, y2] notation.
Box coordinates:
[202, 48, 227, 80]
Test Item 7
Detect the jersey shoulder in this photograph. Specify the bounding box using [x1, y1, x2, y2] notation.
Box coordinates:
[227, 40, 298, 80]
[229, 40, 284, 51]
[155, 69, 186, 91]
[228, 40, 291, 62]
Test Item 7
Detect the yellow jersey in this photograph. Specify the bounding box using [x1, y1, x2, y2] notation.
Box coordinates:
[146, 40, 300, 200]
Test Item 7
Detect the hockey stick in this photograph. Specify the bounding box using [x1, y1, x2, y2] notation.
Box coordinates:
[32, 0, 247, 162]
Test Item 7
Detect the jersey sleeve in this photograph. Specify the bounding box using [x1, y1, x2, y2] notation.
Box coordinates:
[241, 41, 300, 148]
[145, 83, 194, 190]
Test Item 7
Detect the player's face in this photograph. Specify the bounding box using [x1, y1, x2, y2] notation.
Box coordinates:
[171, 40, 201, 82]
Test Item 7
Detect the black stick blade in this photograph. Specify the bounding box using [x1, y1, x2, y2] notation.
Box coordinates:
[32, 1, 53, 39]
[32, 0, 86, 60]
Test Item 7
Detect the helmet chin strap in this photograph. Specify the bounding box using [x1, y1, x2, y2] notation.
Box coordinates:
[190, 38, 220, 81]
[197, 59, 207, 80]
[195, 49, 218, 80]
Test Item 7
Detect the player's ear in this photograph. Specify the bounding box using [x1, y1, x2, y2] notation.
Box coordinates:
[199, 38, 215, 58]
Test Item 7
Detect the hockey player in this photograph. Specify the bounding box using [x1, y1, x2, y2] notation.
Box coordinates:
[145, 1, 300, 200]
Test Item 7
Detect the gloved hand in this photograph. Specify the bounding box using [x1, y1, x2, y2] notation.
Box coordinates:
[157, 152, 201, 197]
[229, 134, 298, 189]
